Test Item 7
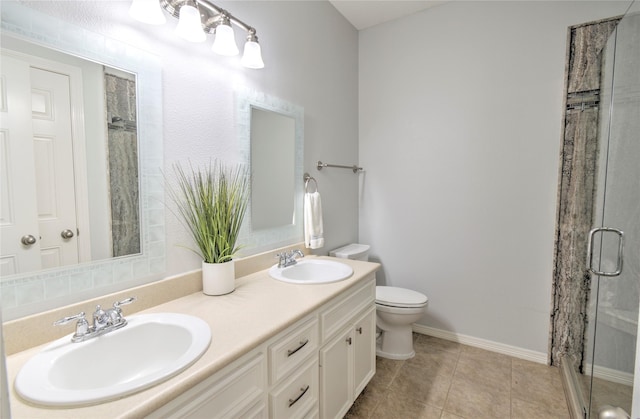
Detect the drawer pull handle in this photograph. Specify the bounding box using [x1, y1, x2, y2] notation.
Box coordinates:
[346, 337, 352, 345]
[288, 385, 310, 408]
[287, 339, 309, 357]
[356, 327, 363, 334]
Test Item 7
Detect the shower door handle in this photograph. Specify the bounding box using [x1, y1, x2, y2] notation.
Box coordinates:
[587, 227, 624, 277]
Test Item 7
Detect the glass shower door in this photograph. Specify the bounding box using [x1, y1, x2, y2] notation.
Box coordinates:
[584, 2, 640, 417]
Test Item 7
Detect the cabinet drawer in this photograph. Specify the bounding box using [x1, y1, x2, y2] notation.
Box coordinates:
[269, 316, 319, 385]
[270, 358, 319, 419]
[303, 408, 319, 419]
[149, 352, 265, 419]
[321, 276, 375, 341]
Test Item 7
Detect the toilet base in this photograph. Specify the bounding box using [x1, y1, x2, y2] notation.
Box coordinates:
[376, 347, 415, 360]
[376, 324, 416, 360]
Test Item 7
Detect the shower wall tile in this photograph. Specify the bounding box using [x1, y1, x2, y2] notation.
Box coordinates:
[567, 19, 620, 93]
[105, 73, 141, 257]
[550, 111, 599, 367]
[550, 17, 619, 367]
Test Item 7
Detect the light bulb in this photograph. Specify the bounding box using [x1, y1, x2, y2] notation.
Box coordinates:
[242, 40, 264, 69]
[129, 0, 166, 25]
[175, 4, 206, 43]
[212, 24, 239, 56]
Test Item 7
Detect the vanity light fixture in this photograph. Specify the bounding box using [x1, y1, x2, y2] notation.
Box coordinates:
[129, 0, 265, 69]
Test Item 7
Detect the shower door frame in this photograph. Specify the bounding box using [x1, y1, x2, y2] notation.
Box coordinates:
[584, 3, 640, 416]
[551, 3, 639, 417]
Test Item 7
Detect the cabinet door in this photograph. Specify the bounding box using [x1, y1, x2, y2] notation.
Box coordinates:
[319, 327, 352, 419]
[353, 306, 376, 398]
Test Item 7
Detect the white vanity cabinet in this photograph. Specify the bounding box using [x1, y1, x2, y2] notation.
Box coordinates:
[149, 273, 376, 419]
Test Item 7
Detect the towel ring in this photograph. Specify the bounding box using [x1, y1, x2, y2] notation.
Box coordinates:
[304, 173, 318, 193]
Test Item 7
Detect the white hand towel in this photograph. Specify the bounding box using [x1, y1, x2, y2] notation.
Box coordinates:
[304, 191, 324, 249]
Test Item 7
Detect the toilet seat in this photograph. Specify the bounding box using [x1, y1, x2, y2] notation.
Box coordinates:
[376, 286, 428, 309]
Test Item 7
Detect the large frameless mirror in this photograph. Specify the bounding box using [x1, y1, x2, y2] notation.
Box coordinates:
[0, 2, 164, 320]
[1, 36, 141, 275]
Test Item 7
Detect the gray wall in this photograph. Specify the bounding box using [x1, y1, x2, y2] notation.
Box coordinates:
[358, 1, 630, 355]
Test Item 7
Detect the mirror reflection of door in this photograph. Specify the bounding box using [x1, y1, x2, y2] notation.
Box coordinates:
[0, 51, 89, 275]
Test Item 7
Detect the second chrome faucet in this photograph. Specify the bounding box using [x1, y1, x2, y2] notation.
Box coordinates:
[276, 249, 304, 268]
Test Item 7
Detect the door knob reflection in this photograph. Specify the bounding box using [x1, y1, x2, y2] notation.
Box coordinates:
[21, 235, 37, 246]
[61, 229, 75, 239]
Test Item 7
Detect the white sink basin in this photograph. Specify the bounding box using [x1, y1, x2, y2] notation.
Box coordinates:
[269, 259, 353, 284]
[15, 313, 211, 407]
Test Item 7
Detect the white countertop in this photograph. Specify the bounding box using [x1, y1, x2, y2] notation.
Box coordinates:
[6, 257, 379, 418]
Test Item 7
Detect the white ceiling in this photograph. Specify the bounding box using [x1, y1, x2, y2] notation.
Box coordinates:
[328, 1, 448, 30]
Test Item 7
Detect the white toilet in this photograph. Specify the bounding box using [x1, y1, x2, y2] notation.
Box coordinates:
[375, 286, 428, 359]
[330, 244, 429, 360]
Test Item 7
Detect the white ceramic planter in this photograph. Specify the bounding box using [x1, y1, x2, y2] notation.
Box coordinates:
[202, 260, 235, 296]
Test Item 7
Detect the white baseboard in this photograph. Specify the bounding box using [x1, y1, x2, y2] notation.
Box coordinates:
[412, 324, 548, 365]
[584, 363, 634, 387]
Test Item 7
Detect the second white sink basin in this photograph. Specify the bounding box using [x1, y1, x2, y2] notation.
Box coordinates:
[269, 258, 353, 284]
[15, 313, 211, 407]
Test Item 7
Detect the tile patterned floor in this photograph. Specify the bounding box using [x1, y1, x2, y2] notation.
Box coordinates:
[345, 333, 570, 419]
[584, 375, 633, 416]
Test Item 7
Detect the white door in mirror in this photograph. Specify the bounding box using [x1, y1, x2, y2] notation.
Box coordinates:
[0, 53, 84, 275]
[15, 313, 211, 407]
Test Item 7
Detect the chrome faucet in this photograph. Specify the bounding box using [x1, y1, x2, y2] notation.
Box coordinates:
[276, 249, 304, 268]
[54, 297, 136, 343]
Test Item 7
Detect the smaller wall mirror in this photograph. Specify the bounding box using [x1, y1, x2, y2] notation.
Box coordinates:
[250, 108, 296, 230]
[237, 89, 304, 254]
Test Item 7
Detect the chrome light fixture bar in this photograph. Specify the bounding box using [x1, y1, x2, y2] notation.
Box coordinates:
[129, 0, 264, 69]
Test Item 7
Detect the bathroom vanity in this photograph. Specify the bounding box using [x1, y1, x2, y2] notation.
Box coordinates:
[4, 255, 379, 418]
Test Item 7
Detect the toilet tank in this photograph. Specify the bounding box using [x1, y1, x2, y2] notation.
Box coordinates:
[329, 244, 370, 261]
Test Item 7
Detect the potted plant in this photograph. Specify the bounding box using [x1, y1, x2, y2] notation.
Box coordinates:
[168, 160, 249, 295]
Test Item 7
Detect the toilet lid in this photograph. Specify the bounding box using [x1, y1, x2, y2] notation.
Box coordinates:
[376, 286, 428, 308]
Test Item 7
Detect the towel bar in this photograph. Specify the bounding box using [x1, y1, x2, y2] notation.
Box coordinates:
[317, 160, 363, 173]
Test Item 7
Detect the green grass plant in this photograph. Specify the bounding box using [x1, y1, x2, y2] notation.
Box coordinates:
[168, 161, 249, 264]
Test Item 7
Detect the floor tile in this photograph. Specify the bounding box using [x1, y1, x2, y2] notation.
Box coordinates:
[453, 352, 511, 391]
[443, 373, 511, 418]
[588, 376, 633, 415]
[370, 390, 443, 419]
[388, 360, 453, 409]
[512, 358, 566, 410]
[370, 356, 404, 389]
[347, 334, 572, 419]
[413, 333, 461, 355]
[403, 349, 459, 380]
[511, 397, 570, 419]
[344, 385, 384, 419]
